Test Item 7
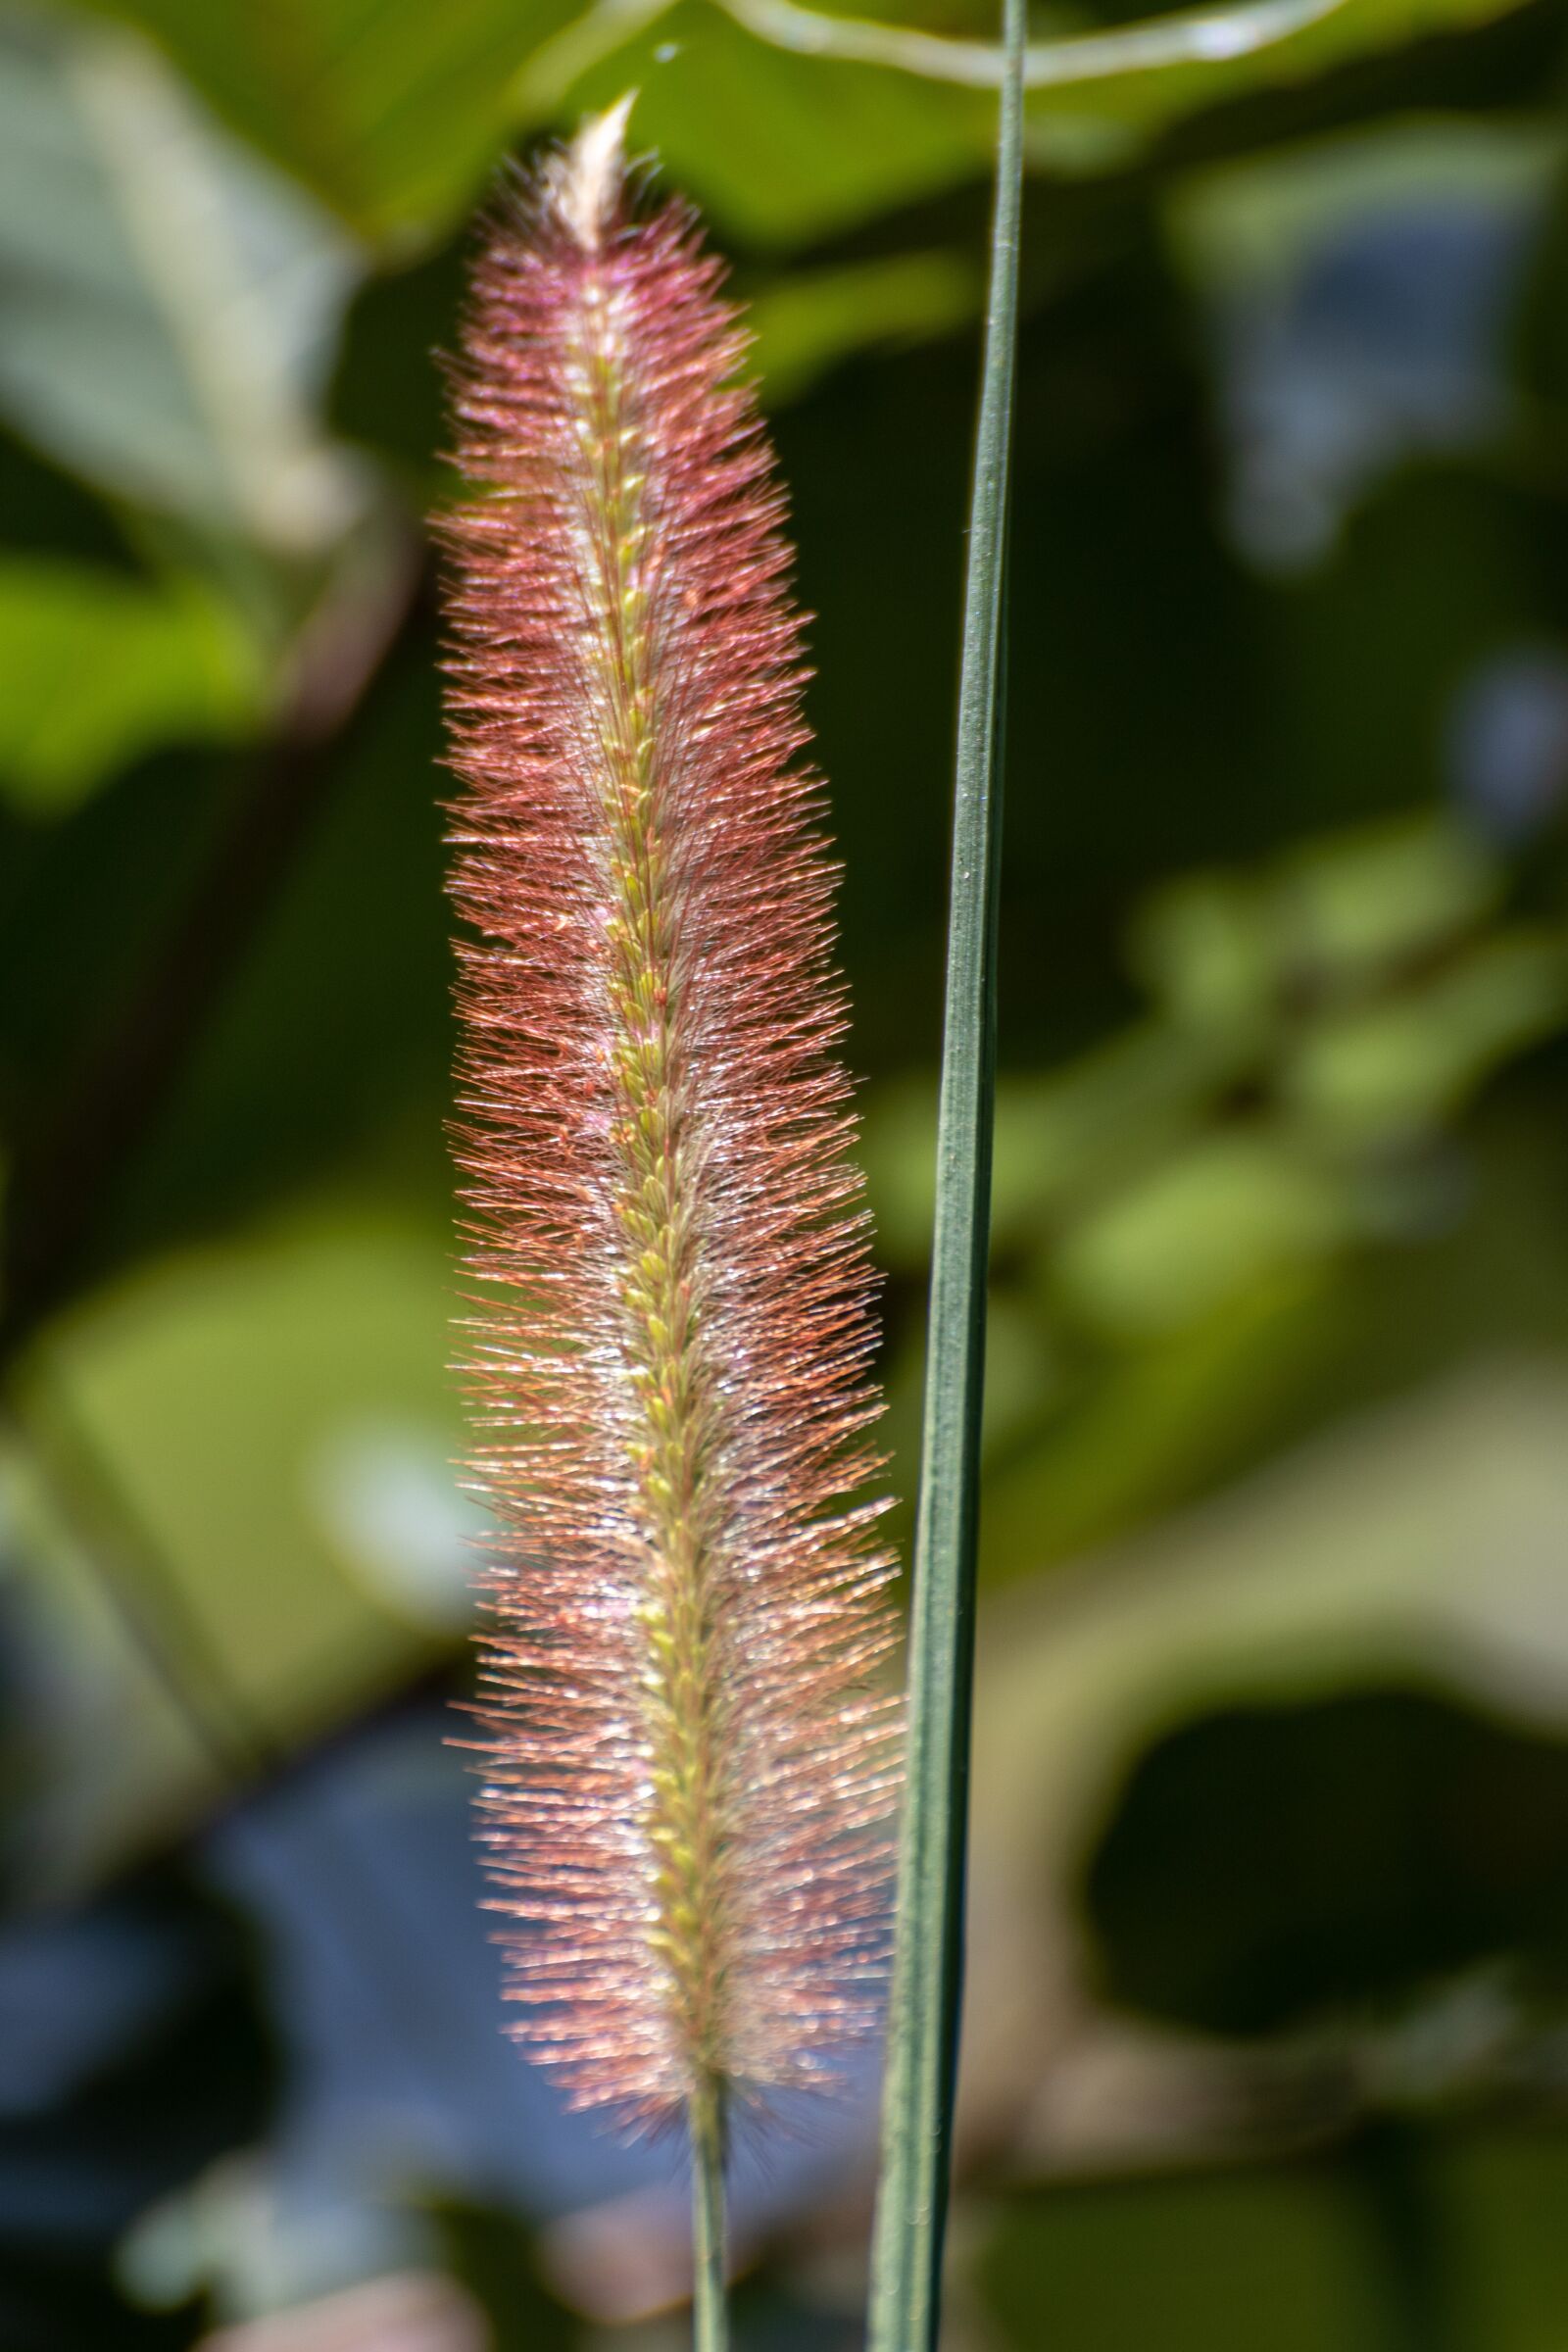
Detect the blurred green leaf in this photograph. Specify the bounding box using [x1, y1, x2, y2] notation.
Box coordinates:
[1055, 1131, 1348, 1337]
[1281, 932, 1566, 1144]
[749, 249, 982, 404]
[0, 558, 262, 814]
[537, 0, 1544, 249]
[74, 0, 581, 246]
[979, 1263, 1338, 1574]
[866, 821, 1544, 1285]
[862, 1031, 1233, 1272]
[977, 2165, 1393, 2352]
[975, 2127, 1568, 2352]
[1133, 817, 1505, 1021]
[1127, 870, 1279, 1038]
[1274, 820, 1504, 994]
[1456, 2130, 1568, 2350]
[10, 1202, 459, 1873]
[564, 3, 998, 246]
[869, 791, 1568, 1598]
[0, 4, 359, 549]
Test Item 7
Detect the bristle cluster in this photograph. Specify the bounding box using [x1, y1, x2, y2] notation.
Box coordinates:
[440, 112, 901, 2131]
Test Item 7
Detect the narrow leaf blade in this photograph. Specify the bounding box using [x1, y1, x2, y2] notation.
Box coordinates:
[866, 0, 1025, 2343]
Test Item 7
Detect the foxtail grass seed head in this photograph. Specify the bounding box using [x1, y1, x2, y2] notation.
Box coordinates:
[440, 104, 902, 2134]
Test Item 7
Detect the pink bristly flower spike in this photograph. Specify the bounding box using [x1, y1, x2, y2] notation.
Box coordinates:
[439, 98, 903, 2169]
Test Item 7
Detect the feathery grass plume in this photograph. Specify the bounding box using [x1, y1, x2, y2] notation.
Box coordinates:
[439, 102, 902, 2147]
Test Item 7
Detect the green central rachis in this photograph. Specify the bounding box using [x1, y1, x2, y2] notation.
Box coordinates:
[574, 269, 729, 2095]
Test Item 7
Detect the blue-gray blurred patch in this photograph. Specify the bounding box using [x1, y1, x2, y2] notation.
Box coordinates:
[180, 1704, 882, 2310]
[1218, 205, 1529, 566]
[1446, 647, 1568, 844]
[1168, 130, 1562, 569]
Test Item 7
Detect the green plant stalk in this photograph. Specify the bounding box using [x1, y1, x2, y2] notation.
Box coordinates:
[866, 0, 1024, 2343]
[566, 156, 733, 2341]
[691, 2074, 729, 2352]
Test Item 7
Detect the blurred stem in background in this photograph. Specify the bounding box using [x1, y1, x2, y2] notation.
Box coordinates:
[868, 0, 1024, 2342]
[517, 0, 1353, 113]
[0, 525, 424, 1372]
[1350, 2119, 1467, 2352]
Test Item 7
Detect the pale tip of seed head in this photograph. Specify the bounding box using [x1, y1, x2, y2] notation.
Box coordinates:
[552, 92, 637, 251]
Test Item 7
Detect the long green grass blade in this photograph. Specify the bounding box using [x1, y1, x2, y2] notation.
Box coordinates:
[865, 1, 1025, 2344]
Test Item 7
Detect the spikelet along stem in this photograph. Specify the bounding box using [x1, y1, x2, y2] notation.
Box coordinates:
[439, 96, 901, 2272]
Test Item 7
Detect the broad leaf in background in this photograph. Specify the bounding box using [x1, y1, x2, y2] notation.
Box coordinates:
[0, 558, 262, 815]
[537, 0, 1545, 245]
[553, 5, 999, 246]
[0, 3, 360, 553]
[974, 2132, 1568, 2352]
[70, 0, 1548, 260]
[6, 1202, 466, 1886]
[80, 0, 995, 251]
[73, 0, 582, 246]
[749, 249, 983, 403]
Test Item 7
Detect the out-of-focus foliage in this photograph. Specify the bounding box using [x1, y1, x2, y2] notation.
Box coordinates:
[70, 0, 1550, 249]
[6, 0, 1568, 2339]
[976, 2128, 1568, 2351]
[73, 0, 582, 245]
[0, 559, 261, 814]
[0, 7, 358, 548]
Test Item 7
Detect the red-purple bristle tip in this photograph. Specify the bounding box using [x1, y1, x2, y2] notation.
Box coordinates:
[439, 106, 902, 2134]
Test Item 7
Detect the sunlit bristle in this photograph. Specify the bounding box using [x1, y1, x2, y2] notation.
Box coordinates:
[439, 121, 902, 2132]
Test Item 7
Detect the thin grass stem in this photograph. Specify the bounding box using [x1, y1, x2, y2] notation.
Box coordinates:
[865, 0, 1025, 2345]
[691, 2075, 729, 2352]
